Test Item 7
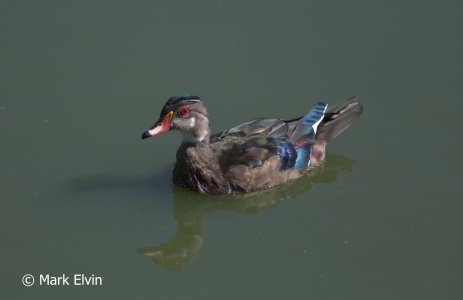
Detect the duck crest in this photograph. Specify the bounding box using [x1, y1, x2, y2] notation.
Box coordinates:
[167, 93, 201, 105]
[142, 95, 363, 194]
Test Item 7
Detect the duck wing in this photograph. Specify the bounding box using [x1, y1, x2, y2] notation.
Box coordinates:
[209, 103, 327, 192]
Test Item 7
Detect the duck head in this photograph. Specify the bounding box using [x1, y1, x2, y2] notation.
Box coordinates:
[141, 94, 210, 143]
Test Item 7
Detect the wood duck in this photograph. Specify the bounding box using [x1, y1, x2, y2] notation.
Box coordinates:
[142, 94, 363, 194]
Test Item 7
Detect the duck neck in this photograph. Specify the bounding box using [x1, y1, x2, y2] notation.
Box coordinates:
[180, 117, 210, 144]
[176, 139, 213, 165]
[180, 129, 210, 145]
[174, 139, 229, 194]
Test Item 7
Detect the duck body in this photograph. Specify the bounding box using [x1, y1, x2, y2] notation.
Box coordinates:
[142, 94, 363, 194]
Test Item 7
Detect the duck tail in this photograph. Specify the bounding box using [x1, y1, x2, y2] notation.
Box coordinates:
[310, 95, 363, 166]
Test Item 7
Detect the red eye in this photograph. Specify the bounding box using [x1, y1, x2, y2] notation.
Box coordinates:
[178, 107, 189, 116]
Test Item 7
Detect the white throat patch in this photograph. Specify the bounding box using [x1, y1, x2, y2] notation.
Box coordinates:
[180, 117, 208, 143]
[180, 130, 208, 143]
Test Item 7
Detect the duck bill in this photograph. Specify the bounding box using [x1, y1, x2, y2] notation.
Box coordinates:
[141, 111, 173, 139]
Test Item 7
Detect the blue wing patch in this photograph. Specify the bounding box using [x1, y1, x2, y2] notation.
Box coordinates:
[298, 102, 327, 133]
[277, 139, 297, 171]
[291, 102, 327, 170]
[275, 102, 327, 172]
[294, 146, 311, 171]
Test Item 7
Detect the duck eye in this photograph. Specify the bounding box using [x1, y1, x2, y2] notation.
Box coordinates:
[178, 107, 189, 116]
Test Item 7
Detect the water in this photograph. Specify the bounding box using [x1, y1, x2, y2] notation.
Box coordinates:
[1, 0, 462, 299]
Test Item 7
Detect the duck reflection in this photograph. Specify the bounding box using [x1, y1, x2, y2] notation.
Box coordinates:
[137, 154, 355, 271]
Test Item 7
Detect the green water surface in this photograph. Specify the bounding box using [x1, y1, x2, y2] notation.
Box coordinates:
[1, 1, 462, 299]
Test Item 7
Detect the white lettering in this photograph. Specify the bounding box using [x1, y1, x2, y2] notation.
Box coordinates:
[74, 274, 103, 286]
[39, 274, 69, 285]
